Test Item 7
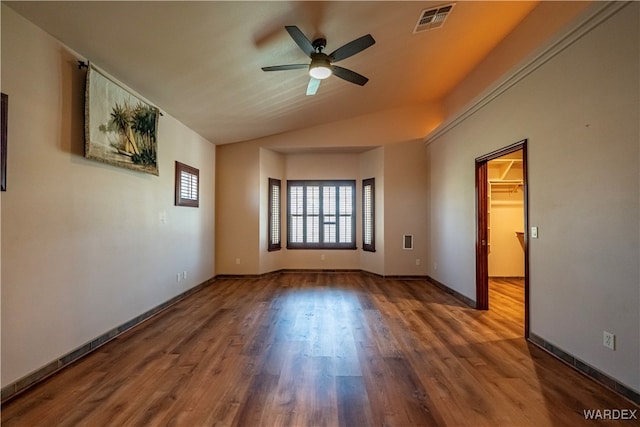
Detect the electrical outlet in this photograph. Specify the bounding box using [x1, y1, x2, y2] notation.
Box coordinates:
[603, 331, 615, 350]
[415, 259, 421, 266]
[235, 258, 241, 265]
[182, 271, 187, 280]
[176, 273, 181, 283]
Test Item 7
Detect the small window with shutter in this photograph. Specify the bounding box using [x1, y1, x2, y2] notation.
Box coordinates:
[362, 178, 375, 252]
[175, 161, 199, 207]
[268, 178, 281, 251]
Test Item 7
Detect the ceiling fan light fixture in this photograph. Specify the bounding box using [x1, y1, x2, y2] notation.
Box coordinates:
[262, 26, 374, 94]
[309, 57, 332, 79]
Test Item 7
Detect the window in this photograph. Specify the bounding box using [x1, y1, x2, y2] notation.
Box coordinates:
[268, 178, 281, 251]
[362, 178, 375, 252]
[1, 93, 7, 192]
[175, 161, 199, 207]
[287, 180, 356, 249]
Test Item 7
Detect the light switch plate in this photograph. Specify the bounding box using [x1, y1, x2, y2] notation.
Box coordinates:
[531, 226, 538, 239]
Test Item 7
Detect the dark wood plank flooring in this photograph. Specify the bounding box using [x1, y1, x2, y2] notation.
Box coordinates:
[2, 273, 636, 426]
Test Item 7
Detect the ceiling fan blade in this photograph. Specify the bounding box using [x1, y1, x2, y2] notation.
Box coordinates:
[306, 78, 321, 96]
[332, 66, 369, 86]
[262, 64, 309, 72]
[329, 34, 375, 62]
[285, 25, 315, 57]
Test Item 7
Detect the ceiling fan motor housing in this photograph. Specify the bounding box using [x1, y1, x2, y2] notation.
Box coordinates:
[312, 38, 327, 52]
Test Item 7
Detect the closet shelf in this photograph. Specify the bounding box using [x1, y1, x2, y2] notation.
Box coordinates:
[489, 179, 523, 193]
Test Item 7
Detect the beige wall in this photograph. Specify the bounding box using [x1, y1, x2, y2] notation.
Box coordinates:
[443, 1, 593, 118]
[215, 140, 260, 274]
[427, 2, 639, 391]
[383, 140, 429, 276]
[1, 6, 216, 387]
[488, 201, 525, 277]
[216, 101, 440, 276]
[217, 139, 430, 277]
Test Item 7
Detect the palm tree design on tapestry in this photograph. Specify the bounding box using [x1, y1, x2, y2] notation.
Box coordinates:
[100, 101, 157, 166]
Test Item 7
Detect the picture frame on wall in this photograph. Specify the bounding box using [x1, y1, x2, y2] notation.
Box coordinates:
[84, 64, 160, 175]
[1, 92, 7, 192]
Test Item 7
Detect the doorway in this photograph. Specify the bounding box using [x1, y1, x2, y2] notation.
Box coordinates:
[475, 140, 529, 336]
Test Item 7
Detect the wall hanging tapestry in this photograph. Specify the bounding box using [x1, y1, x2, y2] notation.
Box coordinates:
[85, 64, 160, 175]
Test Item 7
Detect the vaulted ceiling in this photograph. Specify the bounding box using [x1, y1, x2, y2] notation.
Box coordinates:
[6, 1, 544, 145]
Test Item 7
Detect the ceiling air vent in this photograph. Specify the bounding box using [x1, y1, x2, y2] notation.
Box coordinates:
[413, 4, 455, 33]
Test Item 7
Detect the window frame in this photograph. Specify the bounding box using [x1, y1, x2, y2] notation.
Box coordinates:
[268, 178, 281, 251]
[362, 178, 376, 252]
[175, 161, 199, 208]
[1, 93, 7, 192]
[286, 179, 357, 250]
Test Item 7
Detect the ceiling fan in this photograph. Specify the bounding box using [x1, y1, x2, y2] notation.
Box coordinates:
[262, 26, 376, 96]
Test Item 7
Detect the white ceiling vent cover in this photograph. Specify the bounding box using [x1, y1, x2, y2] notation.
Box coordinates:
[413, 4, 455, 33]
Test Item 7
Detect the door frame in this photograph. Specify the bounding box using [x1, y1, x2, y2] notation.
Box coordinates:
[475, 139, 529, 337]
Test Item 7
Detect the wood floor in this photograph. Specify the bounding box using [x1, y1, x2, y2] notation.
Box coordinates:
[2, 273, 636, 426]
